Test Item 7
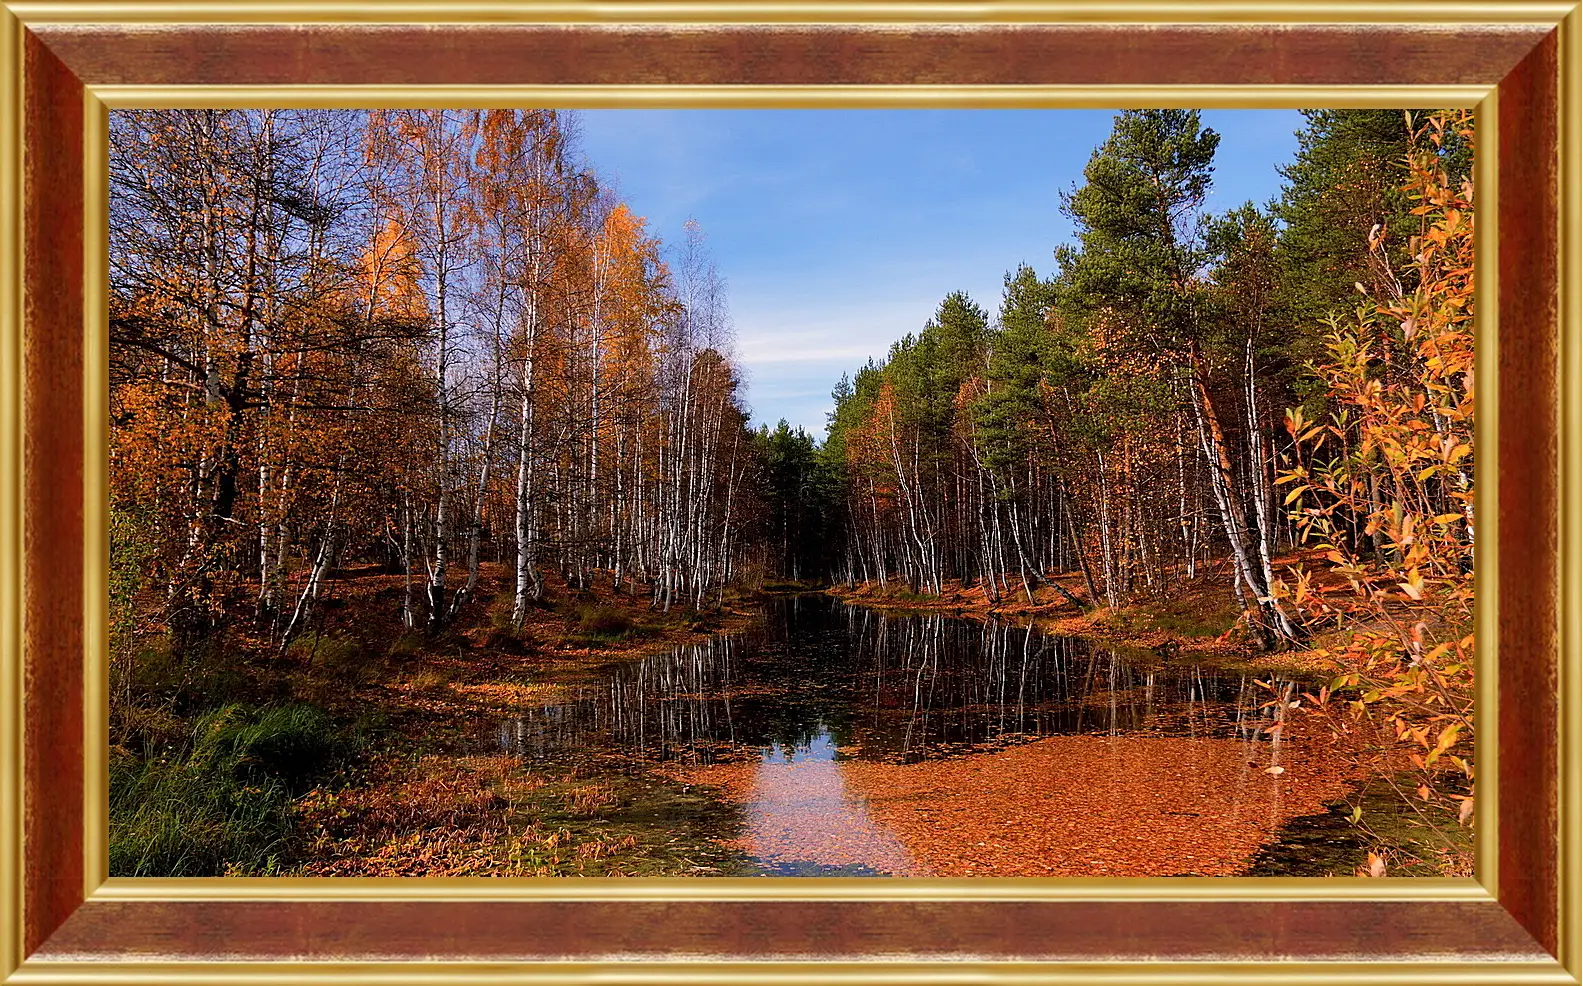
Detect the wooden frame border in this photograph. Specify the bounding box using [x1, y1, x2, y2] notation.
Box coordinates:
[0, 4, 1578, 982]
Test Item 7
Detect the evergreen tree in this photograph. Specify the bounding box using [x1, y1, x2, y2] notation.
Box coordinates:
[1274, 110, 1418, 327]
[1056, 109, 1220, 350]
[755, 420, 824, 581]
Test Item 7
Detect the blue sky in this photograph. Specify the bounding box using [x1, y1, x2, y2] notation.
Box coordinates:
[573, 109, 1306, 437]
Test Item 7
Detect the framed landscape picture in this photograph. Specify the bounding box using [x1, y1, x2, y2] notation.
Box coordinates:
[1, 2, 1578, 983]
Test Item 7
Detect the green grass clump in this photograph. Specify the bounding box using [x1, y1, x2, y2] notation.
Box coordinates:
[193, 702, 340, 786]
[386, 630, 426, 660]
[573, 605, 641, 642]
[1141, 600, 1240, 638]
[109, 748, 290, 876]
[109, 702, 343, 877]
[408, 667, 452, 690]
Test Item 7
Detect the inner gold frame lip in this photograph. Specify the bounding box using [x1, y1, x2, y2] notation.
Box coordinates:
[8, 0, 1555, 913]
[74, 81, 1503, 904]
[5, 1, 1576, 23]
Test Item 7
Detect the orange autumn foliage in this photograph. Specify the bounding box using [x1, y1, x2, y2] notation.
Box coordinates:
[1279, 111, 1477, 844]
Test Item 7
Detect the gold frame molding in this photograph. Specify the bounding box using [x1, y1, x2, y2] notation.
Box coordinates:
[0, 2, 1579, 983]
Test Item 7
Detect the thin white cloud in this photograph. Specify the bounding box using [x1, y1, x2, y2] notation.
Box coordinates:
[739, 342, 882, 365]
[750, 385, 837, 400]
[736, 297, 945, 361]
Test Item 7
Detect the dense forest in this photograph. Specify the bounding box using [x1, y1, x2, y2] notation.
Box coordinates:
[109, 107, 1476, 877]
[760, 108, 1471, 648]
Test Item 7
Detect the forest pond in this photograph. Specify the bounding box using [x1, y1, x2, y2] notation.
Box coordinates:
[485, 596, 1360, 877]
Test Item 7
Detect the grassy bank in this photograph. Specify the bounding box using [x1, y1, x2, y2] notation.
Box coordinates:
[111, 703, 348, 876]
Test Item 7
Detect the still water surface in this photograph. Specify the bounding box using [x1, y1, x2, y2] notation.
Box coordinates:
[496, 594, 1317, 875]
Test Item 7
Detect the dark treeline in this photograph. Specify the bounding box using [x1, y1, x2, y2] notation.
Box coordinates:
[754, 109, 1472, 649]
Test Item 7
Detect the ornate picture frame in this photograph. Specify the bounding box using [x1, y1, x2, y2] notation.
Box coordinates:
[1, 2, 1578, 982]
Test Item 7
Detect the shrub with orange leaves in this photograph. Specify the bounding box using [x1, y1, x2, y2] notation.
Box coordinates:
[1277, 111, 1476, 865]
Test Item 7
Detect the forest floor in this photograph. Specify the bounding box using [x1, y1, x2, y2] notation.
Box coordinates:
[291, 564, 773, 877]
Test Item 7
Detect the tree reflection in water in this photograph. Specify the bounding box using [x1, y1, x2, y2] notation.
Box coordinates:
[497, 594, 1296, 765]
